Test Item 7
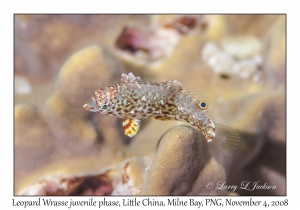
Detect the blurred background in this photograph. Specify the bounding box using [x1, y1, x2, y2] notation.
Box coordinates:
[14, 14, 286, 195]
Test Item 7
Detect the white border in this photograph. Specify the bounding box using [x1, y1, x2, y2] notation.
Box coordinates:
[2, 0, 296, 209]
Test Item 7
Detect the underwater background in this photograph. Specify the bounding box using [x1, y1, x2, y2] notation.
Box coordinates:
[14, 14, 286, 195]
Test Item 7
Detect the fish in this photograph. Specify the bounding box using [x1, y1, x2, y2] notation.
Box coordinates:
[83, 72, 239, 170]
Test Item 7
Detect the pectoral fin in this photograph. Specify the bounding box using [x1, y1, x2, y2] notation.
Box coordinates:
[122, 119, 141, 137]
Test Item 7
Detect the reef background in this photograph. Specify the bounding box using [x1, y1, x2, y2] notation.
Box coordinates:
[14, 14, 286, 195]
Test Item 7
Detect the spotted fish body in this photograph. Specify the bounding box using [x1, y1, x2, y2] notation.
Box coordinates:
[84, 73, 239, 169]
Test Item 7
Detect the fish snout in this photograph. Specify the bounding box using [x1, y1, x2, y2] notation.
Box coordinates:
[83, 97, 98, 112]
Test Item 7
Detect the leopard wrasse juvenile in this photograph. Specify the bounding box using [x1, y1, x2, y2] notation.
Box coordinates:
[83, 72, 239, 169]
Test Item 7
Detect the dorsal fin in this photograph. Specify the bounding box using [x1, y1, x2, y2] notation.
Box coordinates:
[165, 80, 183, 91]
[121, 72, 141, 84]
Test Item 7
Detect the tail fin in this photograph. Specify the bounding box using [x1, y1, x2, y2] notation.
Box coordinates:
[207, 123, 240, 172]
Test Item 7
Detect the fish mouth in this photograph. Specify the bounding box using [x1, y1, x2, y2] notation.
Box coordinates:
[83, 97, 98, 112]
[83, 103, 89, 110]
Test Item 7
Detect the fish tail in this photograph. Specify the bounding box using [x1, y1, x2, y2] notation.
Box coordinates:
[206, 122, 240, 172]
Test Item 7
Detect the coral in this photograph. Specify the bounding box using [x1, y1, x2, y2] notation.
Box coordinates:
[15, 75, 32, 95]
[18, 126, 226, 196]
[112, 156, 151, 195]
[14, 15, 149, 79]
[15, 45, 126, 194]
[19, 173, 113, 196]
[15, 15, 286, 196]
[226, 15, 279, 37]
[57, 45, 124, 107]
[141, 126, 223, 195]
[201, 39, 262, 80]
[115, 15, 209, 66]
[220, 36, 262, 60]
[15, 104, 54, 168]
[262, 15, 286, 88]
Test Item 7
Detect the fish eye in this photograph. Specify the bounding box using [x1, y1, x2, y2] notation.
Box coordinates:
[200, 101, 208, 110]
[100, 103, 110, 112]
